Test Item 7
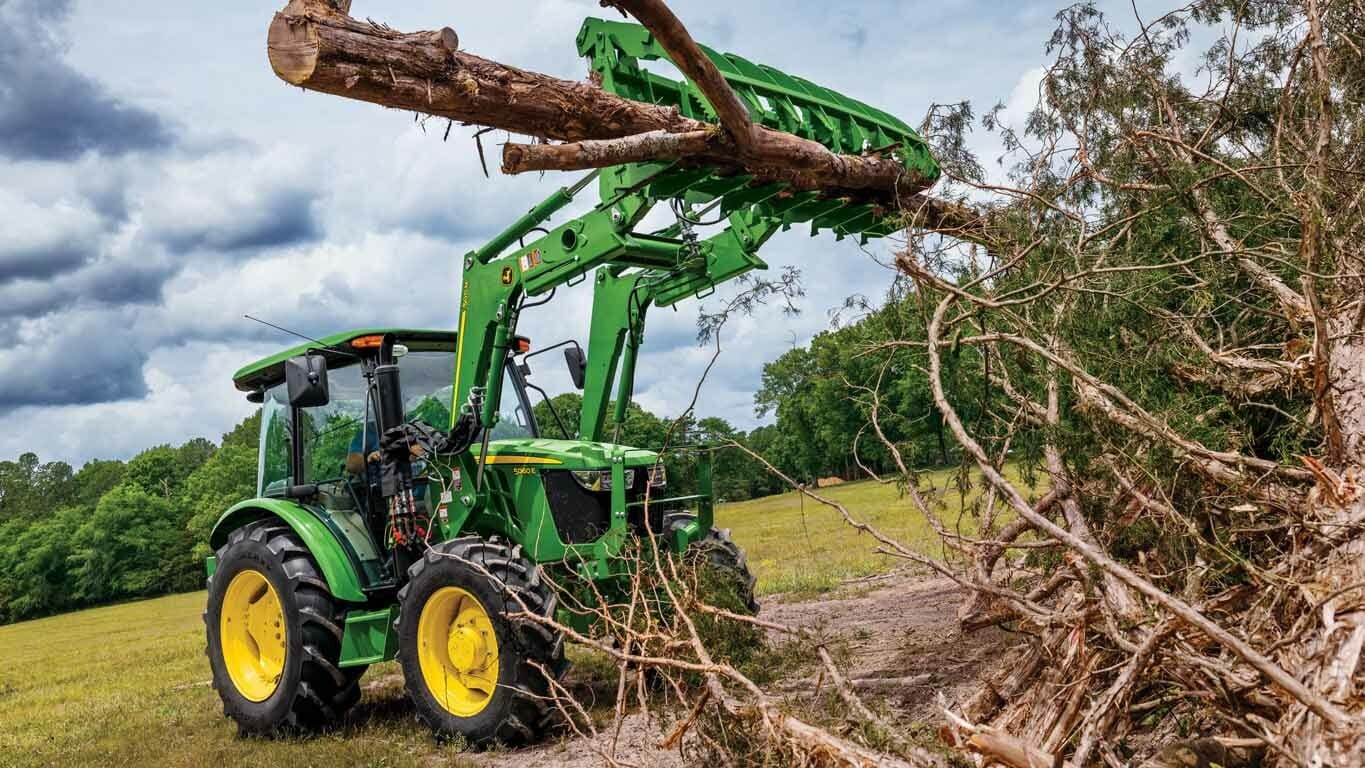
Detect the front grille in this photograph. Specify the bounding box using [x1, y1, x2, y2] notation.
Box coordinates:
[544, 468, 673, 544]
[542, 470, 614, 545]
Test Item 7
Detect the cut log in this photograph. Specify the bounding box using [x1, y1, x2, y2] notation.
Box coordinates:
[267, 1, 702, 142]
[266, 0, 935, 209]
[501, 129, 726, 175]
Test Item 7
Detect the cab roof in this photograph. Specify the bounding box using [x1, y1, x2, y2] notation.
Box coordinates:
[232, 328, 458, 393]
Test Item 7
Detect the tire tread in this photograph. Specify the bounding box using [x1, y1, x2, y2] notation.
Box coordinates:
[206, 519, 365, 735]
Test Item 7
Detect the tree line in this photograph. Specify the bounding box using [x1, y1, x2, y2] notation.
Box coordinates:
[0, 300, 963, 625]
[0, 415, 259, 624]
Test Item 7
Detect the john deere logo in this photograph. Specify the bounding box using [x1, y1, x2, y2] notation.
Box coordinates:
[500, 266, 513, 285]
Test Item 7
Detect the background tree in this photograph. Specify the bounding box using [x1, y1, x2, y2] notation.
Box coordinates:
[184, 412, 261, 563]
[0, 412, 261, 623]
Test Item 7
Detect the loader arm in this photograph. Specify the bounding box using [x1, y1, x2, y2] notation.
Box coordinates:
[444, 18, 938, 525]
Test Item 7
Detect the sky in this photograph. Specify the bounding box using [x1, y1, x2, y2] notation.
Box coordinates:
[0, 0, 1162, 467]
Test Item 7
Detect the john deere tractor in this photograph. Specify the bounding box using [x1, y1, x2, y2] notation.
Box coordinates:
[203, 18, 938, 744]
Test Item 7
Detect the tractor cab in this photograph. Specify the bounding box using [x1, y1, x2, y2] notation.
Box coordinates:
[229, 329, 540, 584]
[233, 328, 538, 498]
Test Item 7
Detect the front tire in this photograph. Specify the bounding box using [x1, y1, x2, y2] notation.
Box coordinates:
[666, 512, 759, 614]
[396, 537, 566, 746]
[205, 519, 363, 735]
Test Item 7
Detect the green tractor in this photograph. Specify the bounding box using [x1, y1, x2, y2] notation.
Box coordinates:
[203, 18, 938, 745]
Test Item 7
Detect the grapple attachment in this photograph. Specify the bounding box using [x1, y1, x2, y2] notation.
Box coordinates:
[577, 17, 940, 243]
[454, 18, 941, 440]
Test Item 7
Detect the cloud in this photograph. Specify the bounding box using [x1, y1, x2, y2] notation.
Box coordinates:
[0, 238, 176, 321]
[318, 128, 554, 244]
[0, 143, 330, 319]
[3, 0, 1094, 464]
[0, 0, 174, 161]
[0, 341, 269, 465]
[0, 189, 104, 281]
[151, 230, 466, 346]
[0, 310, 148, 408]
[145, 165, 322, 254]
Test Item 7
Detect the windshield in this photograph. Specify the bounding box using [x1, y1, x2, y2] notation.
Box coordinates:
[397, 351, 456, 432]
[257, 349, 460, 494]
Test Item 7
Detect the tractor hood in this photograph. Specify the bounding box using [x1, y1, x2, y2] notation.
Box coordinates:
[478, 438, 659, 470]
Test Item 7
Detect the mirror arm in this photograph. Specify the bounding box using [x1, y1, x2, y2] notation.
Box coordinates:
[523, 380, 572, 440]
[518, 338, 584, 364]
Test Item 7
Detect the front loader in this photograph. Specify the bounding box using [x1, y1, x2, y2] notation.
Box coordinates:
[203, 18, 938, 745]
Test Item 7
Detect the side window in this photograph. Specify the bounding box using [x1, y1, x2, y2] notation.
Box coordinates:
[491, 364, 535, 440]
[399, 351, 455, 429]
[259, 385, 293, 495]
[258, 362, 372, 493]
[302, 362, 369, 483]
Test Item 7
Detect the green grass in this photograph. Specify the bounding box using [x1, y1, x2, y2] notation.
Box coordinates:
[0, 466, 1039, 767]
[715, 466, 1042, 598]
[0, 592, 465, 768]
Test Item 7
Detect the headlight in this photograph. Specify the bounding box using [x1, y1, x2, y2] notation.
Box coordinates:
[647, 464, 666, 489]
[571, 469, 635, 492]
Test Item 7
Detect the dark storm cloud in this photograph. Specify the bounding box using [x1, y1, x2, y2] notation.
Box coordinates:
[0, 320, 147, 408]
[77, 169, 136, 223]
[152, 186, 322, 254]
[84, 260, 173, 306]
[0, 0, 174, 161]
[0, 243, 93, 282]
[0, 259, 172, 319]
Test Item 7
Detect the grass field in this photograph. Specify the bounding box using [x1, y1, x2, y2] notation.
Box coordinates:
[0, 468, 1035, 767]
[715, 466, 1039, 597]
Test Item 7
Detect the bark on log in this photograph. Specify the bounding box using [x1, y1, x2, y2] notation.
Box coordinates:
[266, 0, 935, 210]
[268, 0, 701, 141]
[501, 129, 726, 174]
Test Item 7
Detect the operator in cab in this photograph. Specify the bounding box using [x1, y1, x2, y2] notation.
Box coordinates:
[345, 418, 429, 494]
[344, 419, 381, 479]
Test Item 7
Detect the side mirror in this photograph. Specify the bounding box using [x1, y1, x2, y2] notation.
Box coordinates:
[284, 354, 330, 408]
[564, 347, 587, 389]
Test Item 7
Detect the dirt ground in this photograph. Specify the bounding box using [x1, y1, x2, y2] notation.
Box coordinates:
[470, 569, 1011, 767]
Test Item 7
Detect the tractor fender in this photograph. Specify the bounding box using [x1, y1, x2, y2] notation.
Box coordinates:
[209, 498, 368, 603]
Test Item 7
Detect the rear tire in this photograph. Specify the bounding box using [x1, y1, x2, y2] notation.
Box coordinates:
[205, 519, 364, 735]
[395, 537, 566, 746]
[665, 512, 759, 614]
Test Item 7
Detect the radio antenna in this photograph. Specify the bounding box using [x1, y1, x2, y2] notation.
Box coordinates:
[243, 315, 359, 357]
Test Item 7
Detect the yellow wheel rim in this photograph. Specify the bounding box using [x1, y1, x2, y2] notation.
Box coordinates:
[219, 569, 287, 702]
[417, 586, 499, 717]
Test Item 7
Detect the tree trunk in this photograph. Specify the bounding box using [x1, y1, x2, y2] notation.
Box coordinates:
[1276, 309, 1365, 766]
